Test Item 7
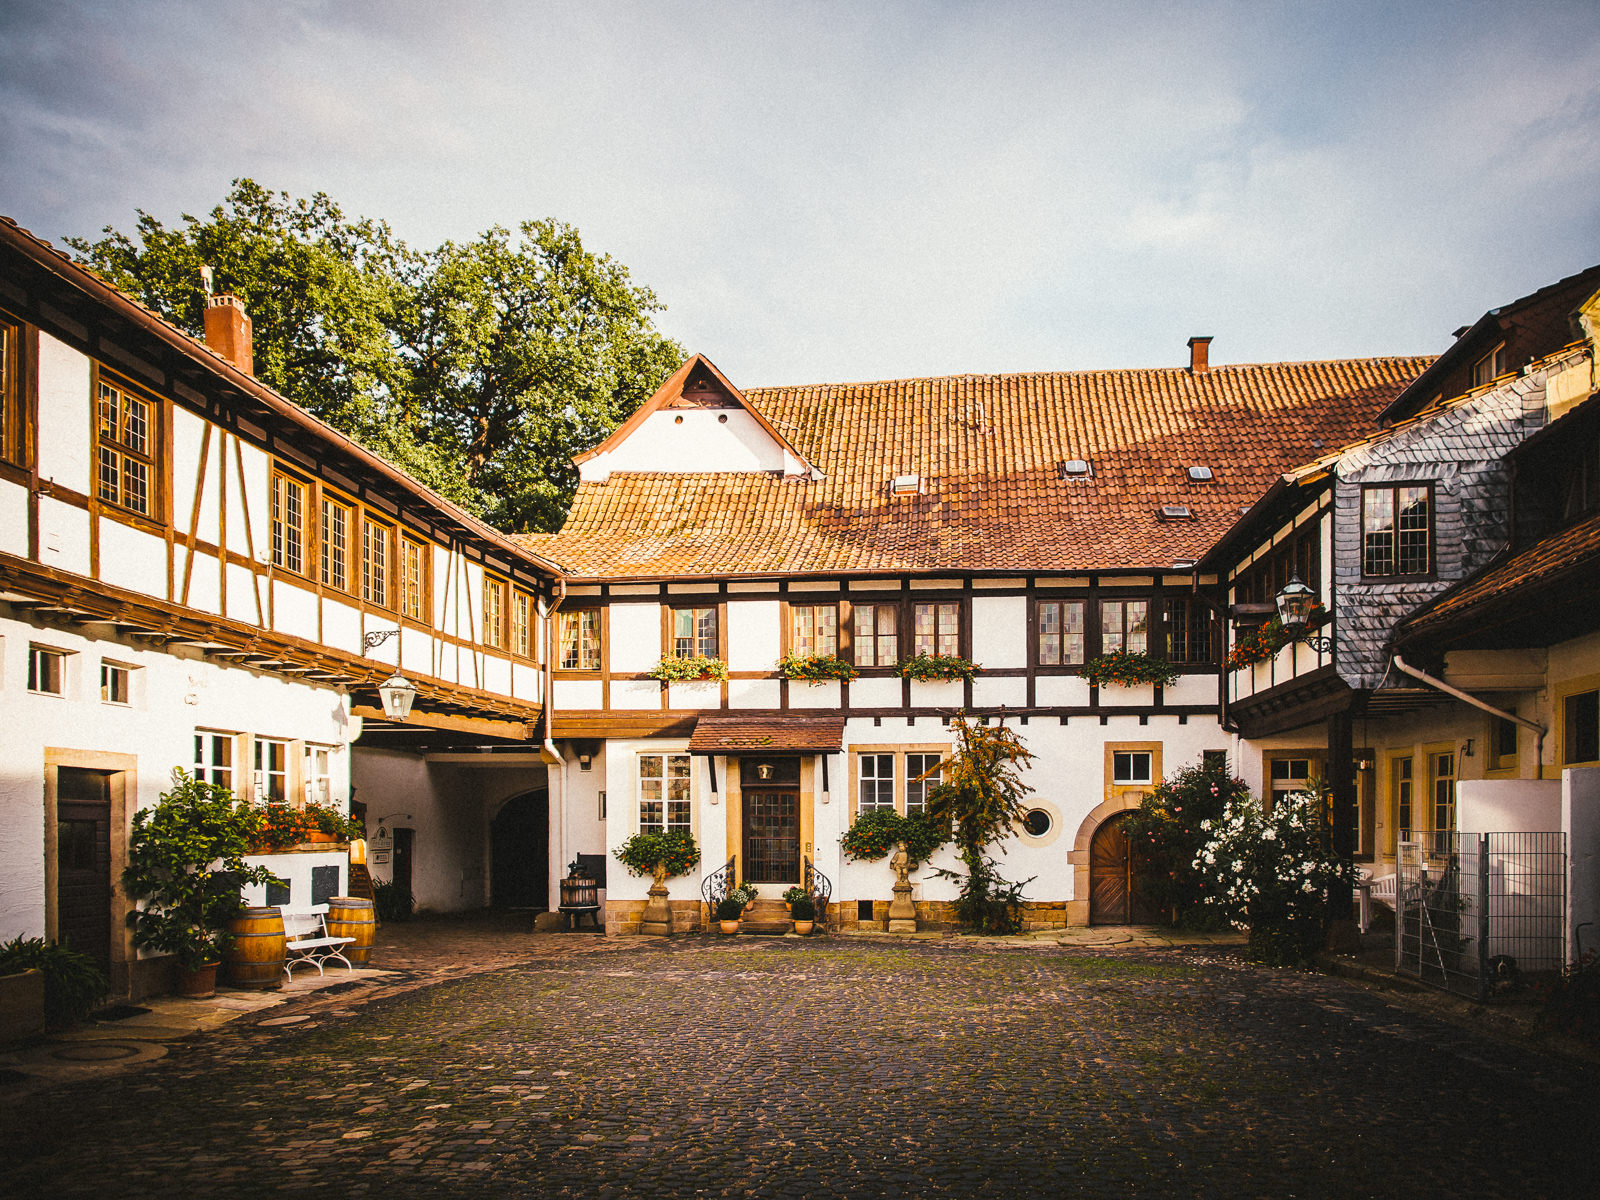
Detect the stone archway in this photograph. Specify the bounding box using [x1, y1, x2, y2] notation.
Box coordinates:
[1086, 811, 1162, 925]
[1067, 795, 1159, 926]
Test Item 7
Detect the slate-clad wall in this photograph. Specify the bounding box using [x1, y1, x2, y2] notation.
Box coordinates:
[1333, 374, 1545, 688]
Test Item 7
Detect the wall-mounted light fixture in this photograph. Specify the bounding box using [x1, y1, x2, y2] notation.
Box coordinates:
[755, 762, 776, 781]
[378, 672, 417, 720]
[1275, 574, 1333, 654]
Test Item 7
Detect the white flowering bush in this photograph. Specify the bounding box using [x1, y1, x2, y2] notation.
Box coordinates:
[1192, 786, 1354, 966]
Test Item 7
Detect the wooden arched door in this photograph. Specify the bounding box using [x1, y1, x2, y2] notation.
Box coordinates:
[1089, 811, 1162, 925]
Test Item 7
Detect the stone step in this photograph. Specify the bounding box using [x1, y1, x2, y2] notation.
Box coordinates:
[740, 918, 795, 935]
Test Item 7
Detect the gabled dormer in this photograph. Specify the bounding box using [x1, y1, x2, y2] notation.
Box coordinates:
[574, 354, 819, 482]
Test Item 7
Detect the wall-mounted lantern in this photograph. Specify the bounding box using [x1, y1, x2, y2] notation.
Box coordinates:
[754, 762, 776, 781]
[378, 672, 417, 721]
[1275, 574, 1332, 654]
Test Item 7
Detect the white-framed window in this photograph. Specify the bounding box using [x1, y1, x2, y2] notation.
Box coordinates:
[304, 745, 334, 805]
[27, 644, 70, 696]
[905, 753, 943, 815]
[638, 753, 691, 832]
[1111, 750, 1153, 786]
[1431, 751, 1456, 856]
[100, 660, 133, 705]
[1268, 755, 1315, 811]
[858, 753, 896, 812]
[254, 737, 290, 804]
[791, 603, 838, 656]
[194, 730, 237, 790]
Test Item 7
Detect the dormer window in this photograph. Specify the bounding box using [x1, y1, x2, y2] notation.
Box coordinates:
[1471, 342, 1507, 389]
[891, 474, 922, 496]
[1158, 505, 1194, 521]
[1059, 459, 1093, 479]
[1186, 466, 1214, 483]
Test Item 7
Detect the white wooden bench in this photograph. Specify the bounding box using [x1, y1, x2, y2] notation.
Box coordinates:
[1354, 872, 1398, 934]
[281, 906, 356, 979]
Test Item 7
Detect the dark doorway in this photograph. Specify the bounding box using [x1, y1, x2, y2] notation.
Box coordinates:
[391, 827, 415, 899]
[742, 755, 801, 885]
[1089, 811, 1162, 925]
[491, 789, 550, 909]
[56, 767, 113, 976]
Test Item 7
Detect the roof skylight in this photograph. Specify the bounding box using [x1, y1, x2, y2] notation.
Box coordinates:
[1186, 465, 1214, 482]
[1158, 505, 1194, 521]
[1059, 459, 1093, 479]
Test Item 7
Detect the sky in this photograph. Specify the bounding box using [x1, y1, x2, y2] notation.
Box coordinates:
[2, 0, 1598, 387]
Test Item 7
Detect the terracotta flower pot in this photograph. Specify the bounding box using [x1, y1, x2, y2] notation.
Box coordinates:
[719, 920, 740, 935]
[177, 960, 220, 998]
[793, 920, 815, 935]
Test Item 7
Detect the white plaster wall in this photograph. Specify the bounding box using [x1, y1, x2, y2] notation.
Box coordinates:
[36, 333, 90, 493]
[239, 850, 346, 909]
[909, 680, 963, 707]
[325, 599, 363, 659]
[609, 603, 661, 673]
[555, 680, 605, 710]
[232, 439, 270, 563]
[0, 613, 352, 941]
[273, 578, 319, 639]
[170, 407, 207, 542]
[1164, 674, 1219, 707]
[482, 654, 512, 697]
[98, 518, 168, 599]
[727, 600, 780, 671]
[971, 596, 1026, 668]
[849, 677, 902, 707]
[1099, 683, 1155, 707]
[611, 679, 664, 710]
[226, 562, 261, 624]
[668, 680, 721, 709]
[972, 677, 1027, 708]
[729, 679, 781, 708]
[1458, 780, 1561, 833]
[511, 662, 542, 703]
[580, 410, 788, 479]
[37, 496, 90, 575]
[0, 482, 26, 556]
[1564, 767, 1600, 966]
[1036, 676, 1091, 707]
[789, 679, 841, 709]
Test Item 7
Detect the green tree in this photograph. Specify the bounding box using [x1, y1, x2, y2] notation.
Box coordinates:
[68, 181, 682, 530]
[395, 221, 683, 531]
[925, 715, 1037, 934]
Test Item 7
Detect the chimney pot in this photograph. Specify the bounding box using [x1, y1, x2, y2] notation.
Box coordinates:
[204, 293, 253, 376]
[1187, 336, 1212, 374]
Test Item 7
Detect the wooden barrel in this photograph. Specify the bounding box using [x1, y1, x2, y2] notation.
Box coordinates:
[560, 873, 598, 909]
[326, 897, 376, 966]
[224, 907, 285, 989]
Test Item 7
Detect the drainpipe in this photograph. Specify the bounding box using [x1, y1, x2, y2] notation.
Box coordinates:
[541, 580, 569, 910]
[1391, 655, 1547, 779]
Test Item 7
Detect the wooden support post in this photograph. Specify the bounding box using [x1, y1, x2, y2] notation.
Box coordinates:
[1326, 708, 1356, 923]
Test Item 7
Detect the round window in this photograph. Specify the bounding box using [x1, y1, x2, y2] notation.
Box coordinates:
[1022, 808, 1052, 837]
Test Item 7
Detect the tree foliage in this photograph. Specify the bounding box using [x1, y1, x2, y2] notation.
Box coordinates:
[67, 180, 682, 531]
[925, 715, 1036, 934]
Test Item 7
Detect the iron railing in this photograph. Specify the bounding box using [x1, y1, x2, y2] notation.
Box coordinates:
[804, 856, 832, 931]
[701, 856, 736, 915]
[1396, 833, 1566, 999]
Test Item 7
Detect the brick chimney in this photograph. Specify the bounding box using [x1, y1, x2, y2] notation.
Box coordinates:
[1187, 336, 1212, 375]
[203, 293, 253, 375]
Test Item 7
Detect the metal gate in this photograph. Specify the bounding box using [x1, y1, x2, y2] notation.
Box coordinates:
[1396, 833, 1566, 999]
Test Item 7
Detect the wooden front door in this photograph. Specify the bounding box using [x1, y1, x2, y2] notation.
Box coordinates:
[1089, 811, 1161, 926]
[392, 827, 415, 897]
[743, 790, 800, 884]
[55, 767, 113, 976]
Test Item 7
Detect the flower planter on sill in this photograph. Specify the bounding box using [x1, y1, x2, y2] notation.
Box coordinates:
[248, 838, 350, 855]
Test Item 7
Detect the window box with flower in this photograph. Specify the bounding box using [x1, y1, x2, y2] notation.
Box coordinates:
[1226, 602, 1325, 673]
[1080, 649, 1180, 689]
[897, 653, 980, 683]
[647, 655, 730, 683]
[778, 651, 859, 683]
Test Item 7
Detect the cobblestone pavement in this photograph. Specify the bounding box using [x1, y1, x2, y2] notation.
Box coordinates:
[4, 926, 1597, 1198]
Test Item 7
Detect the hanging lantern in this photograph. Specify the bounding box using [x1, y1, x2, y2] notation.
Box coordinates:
[378, 672, 417, 720]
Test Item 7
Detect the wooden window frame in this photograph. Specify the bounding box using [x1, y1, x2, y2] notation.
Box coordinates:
[27, 644, 71, 696]
[670, 604, 720, 658]
[1429, 749, 1456, 856]
[1164, 596, 1214, 667]
[94, 368, 161, 523]
[270, 467, 312, 577]
[511, 588, 536, 660]
[558, 608, 603, 671]
[1361, 483, 1434, 580]
[637, 752, 692, 833]
[483, 574, 508, 650]
[849, 601, 901, 669]
[911, 600, 961, 657]
[1391, 754, 1415, 853]
[1036, 597, 1086, 667]
[399, 533, 430, 623]
[0, 309, 33, 475]
[1266, 751, 1323, 814]
[1099, 597, 1151, 657]
[789, 601, 839, 657]
[361, 513, 394, 609]
[1562, 686, 1600, 767]
[1471, 341, 1506, 389]
[319, 491, 354, 593]
[99, 660, 132, 705]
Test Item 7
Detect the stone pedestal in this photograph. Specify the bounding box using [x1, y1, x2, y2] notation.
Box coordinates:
[887, 881, 917, 933]
[640, 867, 673, 937]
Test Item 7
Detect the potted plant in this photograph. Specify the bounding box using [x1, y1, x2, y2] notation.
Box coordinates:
[647, 655, 730, 683]
[790, 894, 817, 935]
[1080, 648, 1180, 689]
[122, 769, 279, 996]
[781, 885, 809, 912]
[613, 830, 702, 936]
[715, 895, 745, 933]
[0, 936, 108, 1032]
[897, 652, 980, 683]
[777, 651, 859, 683]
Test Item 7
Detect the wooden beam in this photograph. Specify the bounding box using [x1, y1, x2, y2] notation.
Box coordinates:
[351, 705, 534, 742]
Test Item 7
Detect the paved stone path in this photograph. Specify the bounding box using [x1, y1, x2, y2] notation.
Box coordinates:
[4, 926, 1597, 1197]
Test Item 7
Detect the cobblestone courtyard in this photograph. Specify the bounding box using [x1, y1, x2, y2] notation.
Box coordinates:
[4, 932, 1597, 1198]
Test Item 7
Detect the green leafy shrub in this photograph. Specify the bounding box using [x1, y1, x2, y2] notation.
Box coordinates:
[777, 652, 859, 682]
[374, 881, 414, 922]
[122, 770, 279, 970]
[790, 895, 816, 922]
[715, 896, 745, 922]
[937, 852, 1031, 935]
[1080, 649, 1180, 688]
[897, 653, 980, 683]
[614, 830, 702, 879]
[840, 809, 948, 865]
[1121, 759, 1247, 929]
[0, 936, 109, 1027]
[781, 886, 810, 905]
[647, 655, 729, 682]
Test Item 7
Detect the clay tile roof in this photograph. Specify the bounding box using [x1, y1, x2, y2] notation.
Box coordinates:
[527, 356, 1430, 578]
[687, 715, 848, 754]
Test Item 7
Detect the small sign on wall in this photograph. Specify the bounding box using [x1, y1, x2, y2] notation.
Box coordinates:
[598, 790, 606, 820]
[373, 851, 391, 864]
